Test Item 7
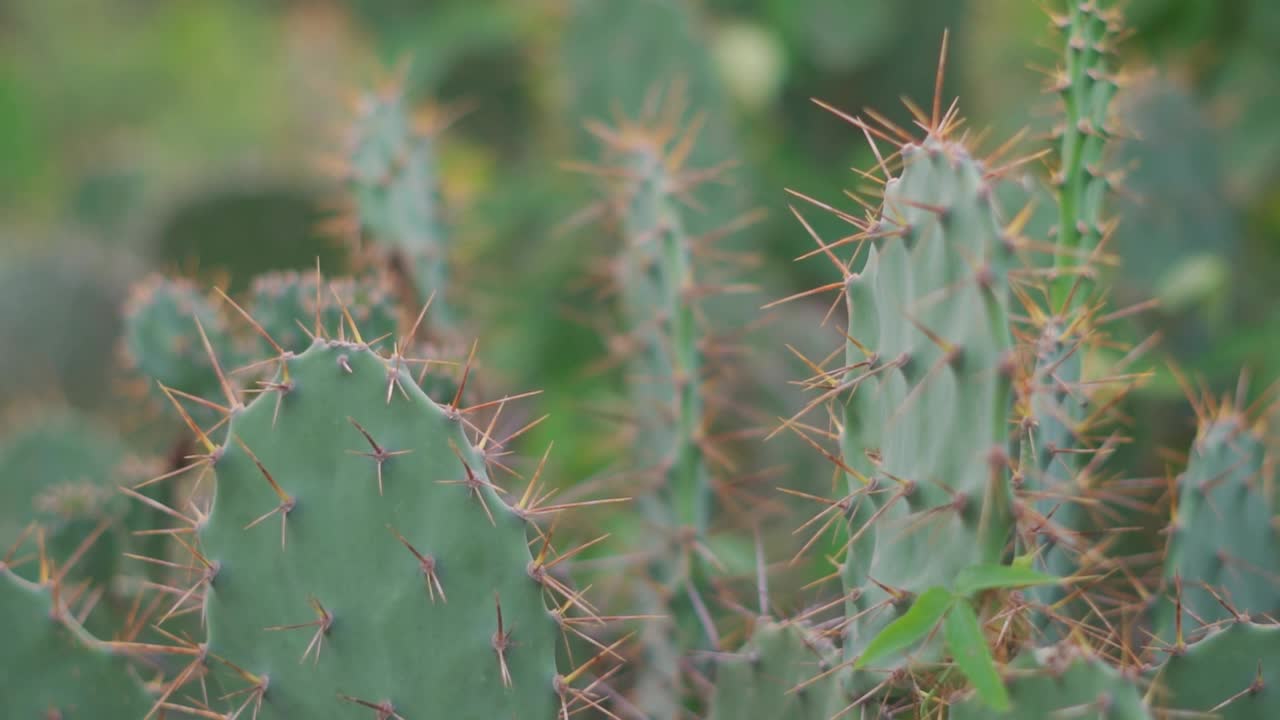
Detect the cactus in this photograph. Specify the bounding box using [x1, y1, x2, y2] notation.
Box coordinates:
[1152, 402, 1280, 643]
[246, 269, 400, 354]
[1017, 0, 1128, 622]
[708, 619, 846, 720]
[831, 124, 1018, 691]
[583, 109, 724, 717]
[0, 411, 129, 591]
[129, 313, 612, 718]
[1151, 619, 1280, 719]
[950, 643, 1151, 719]
[343, 73, 453, 329]
[122, 274, 241, 405]
[1049, 0, 1120, 307]
[0, 564, 150, 718]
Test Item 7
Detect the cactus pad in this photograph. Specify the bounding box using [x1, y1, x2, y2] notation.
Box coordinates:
[0, 566, 150, 718]
[1154, 410, 1280, 642]
[1152, 620, 1280, 720]
[246, 270, 399, 353]
[837, 134, 1018, 676]
[122, 274, 238, 400]
[950, 644, 1151, 719]
[0, 411, 129, 589]
[161, 337, 579, 718]
[346, 81, 449, 318]
[708, 619, 847, 720]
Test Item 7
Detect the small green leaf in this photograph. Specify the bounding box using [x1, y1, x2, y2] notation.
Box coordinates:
[955, 564, 1057, 597]
[855, 587, 953, 669]
[944, 601, 1010, 711]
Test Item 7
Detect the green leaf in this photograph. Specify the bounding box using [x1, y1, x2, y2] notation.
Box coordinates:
[854, 587, 954, 669]
[954, 564, 1057, 597]
[944, 601, 1010, 711]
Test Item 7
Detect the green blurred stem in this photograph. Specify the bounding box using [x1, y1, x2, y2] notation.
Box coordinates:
[1051, 0, 1117, 309]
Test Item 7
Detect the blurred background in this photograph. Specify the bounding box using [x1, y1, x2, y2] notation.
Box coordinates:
[1, 0, 1278, 548]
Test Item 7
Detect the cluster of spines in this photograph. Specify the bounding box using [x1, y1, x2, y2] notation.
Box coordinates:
[110, 281, 630, 719]
[246, 269, 399, 356]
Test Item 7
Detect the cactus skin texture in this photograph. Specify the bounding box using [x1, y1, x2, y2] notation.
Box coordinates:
[247, 270, 399, 354]
[1153, 409, 1280, 643]
[837, 135, 1017, 686]
[708, 619, 847, 720]
[122, 274, 239, 401]
[950, 644, 1151, 719]
[0, 566, 150, 718]
[160, 337, 570, 718]
[1152, 620, 1280, 719]
[345, 80, 451, 326]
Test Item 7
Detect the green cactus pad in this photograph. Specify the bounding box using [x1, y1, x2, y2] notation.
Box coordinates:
[0, 566, 150, 718]
[1154, 411, 1280, 642]
[950, 644, 1151, 719]
[122, 274, 238, 400]
[1051, 0, 1121, 305]
[1152, 621, 1280, 720]
[171, 338, 573, 718]
[708, 619, 847, 720]
[837, 135, 1018, 678]
[346, 82, 450, 319]
[1017, 316, 1094, 627]
[246, 270, 399, 354]
[0, 411, 129, 590]
[595, 119, 719, 718]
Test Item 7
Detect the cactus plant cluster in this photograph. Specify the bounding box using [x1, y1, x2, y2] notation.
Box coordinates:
[4, 2, 1280, 719]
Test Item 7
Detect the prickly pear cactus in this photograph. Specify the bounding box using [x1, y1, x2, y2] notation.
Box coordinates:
[1005, 0, 1129, 641]
[1017, 312, 1095, 628]
[1152, 620, 1280, 720]
[0, 411, 129, 589]
[122, 274, 239, 401]
[950, 644, 1151, 719]
[837, 132, 1018, 683]
[147, 334, 591, 718]
[247, 270, 399, 353]
[708, 619, 847, 720]
[1050, 0, 1120, 305]
[593, 115, 719, 717]
[1153, 407, 1280, 643]
[345, 77, 451, 325]
[0, 566, 150, 718]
